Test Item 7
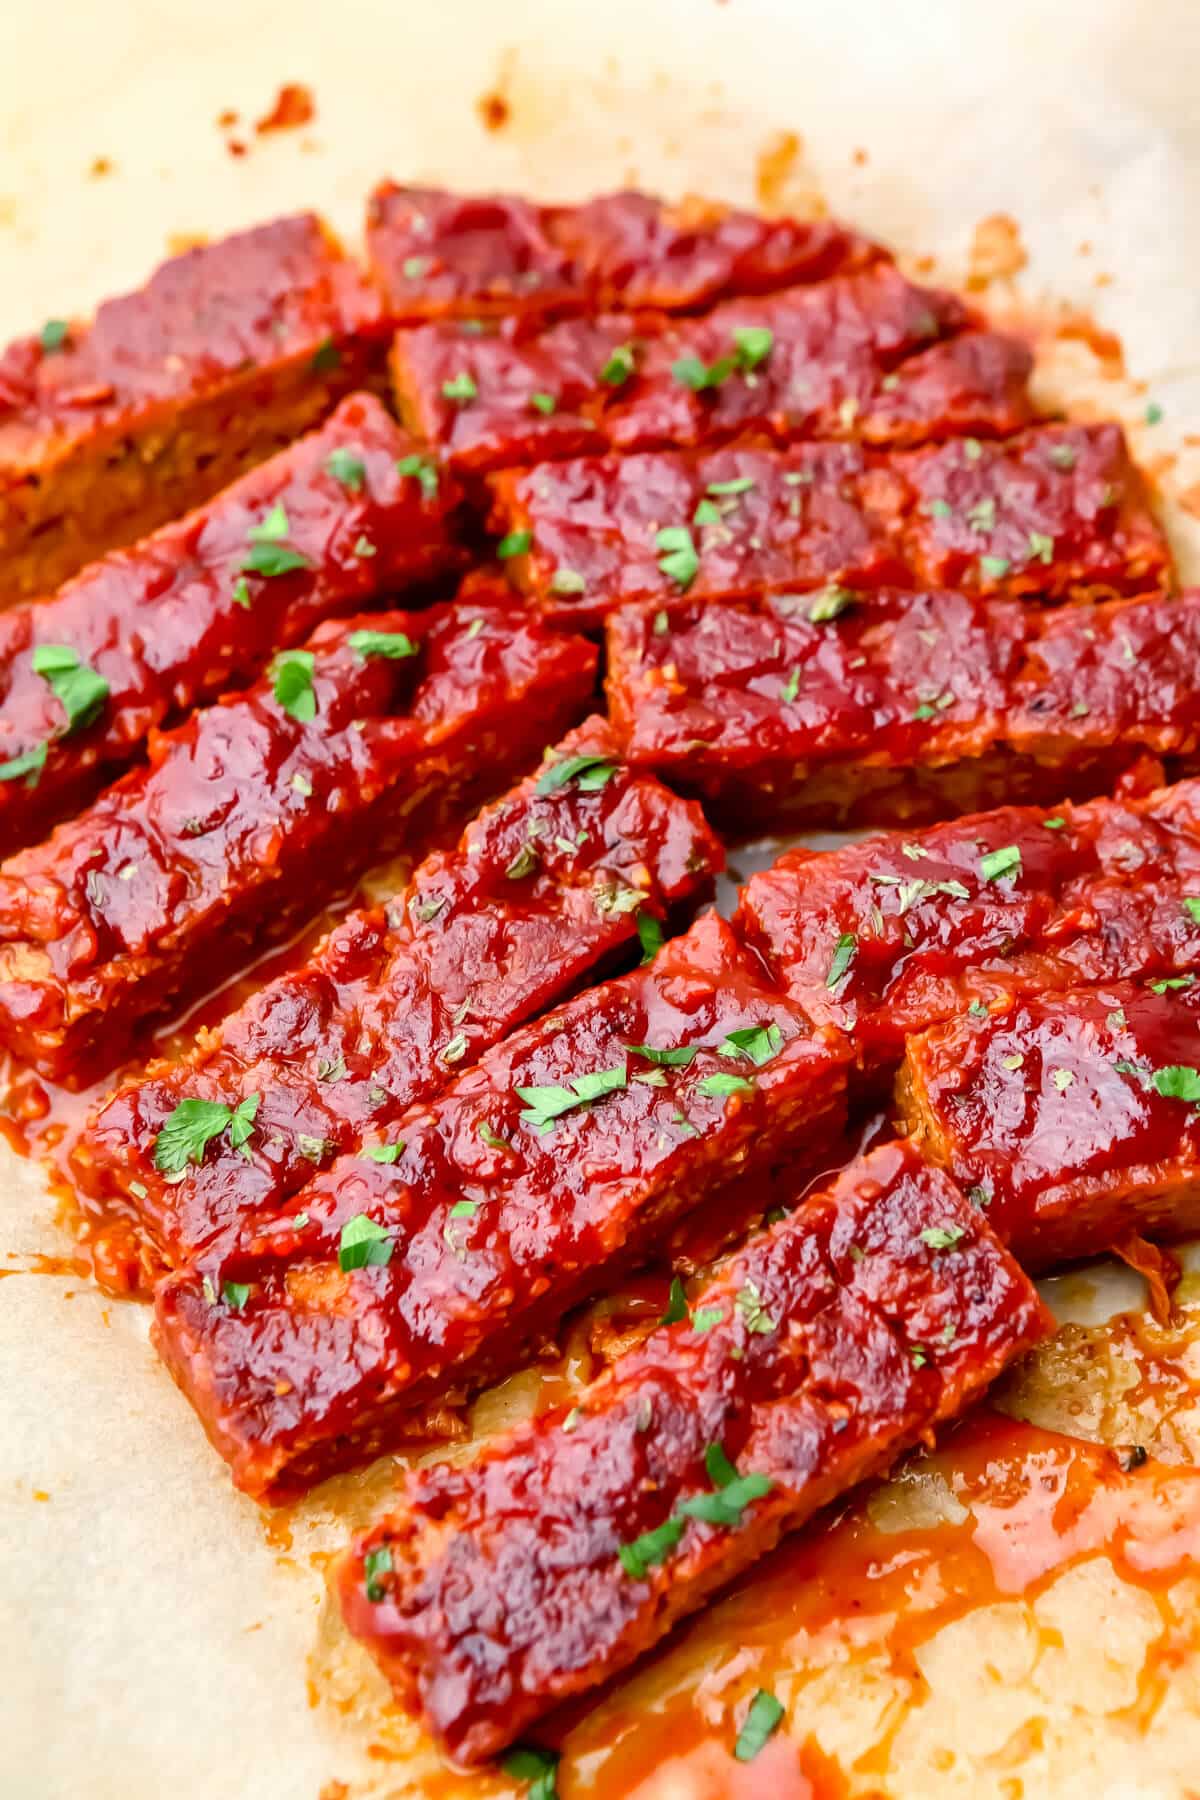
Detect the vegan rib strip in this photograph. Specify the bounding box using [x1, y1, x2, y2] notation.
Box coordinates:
[607, 589, 1200, 832]
[74, 718, 723, 1289]
[388, 264, 1034, 472]
[488, 424, 1168, 631]
[898, 982, 1200, 1268]
[152, 912, 850, 1499]
[0, 214, 388, 600]
[337, 1137, 1049, 1763]
[0, 604, 595, 1085]
[367, 184, 882, 325]
[0, 393, 458, 857]
[736, 775, 1200, 1076]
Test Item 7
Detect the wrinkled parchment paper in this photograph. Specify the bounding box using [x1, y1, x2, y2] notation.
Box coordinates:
[2, 1, 1200, 1794]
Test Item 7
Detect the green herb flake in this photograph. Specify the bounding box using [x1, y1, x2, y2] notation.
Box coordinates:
[221, 1280, 251, 1311]
[928, 497, 954, 518]
[535, 751, 617, 796]
[707, 476, 755, 497]
[394, 453, 440, 500]
[39, 318, 69, 352]
[497, 529, 533, 559]
[1042, 816, 1066, 830]
[1151, 1065, 1200, 1102]
[980, 554, 1011, 581]
[352, 535, 376, 558]
[780, 666, 801, 704]
[693, 497, 721, 527]
[599, 344, 637, 386]
[691, 1305, 725, 1333]
[1146, 401, 1164, 425]
[637, 911, 665, 964]
[734, 1689, 785, 1762]
[733, 325, 774, 370]
[808, 585, 856, 623]
[1028, 530, 1054, 564]
[549, 567, 587, 596]
[272, 649, 317, 721]
[672, 353, 733, 392]
[338, 1213, 394, 1271]
[980, 844, 1022, 883]
[719, 1023, 783, 1067]
[401, 255, 430, 280]
[826, 931, 857, 989]
[0, 741, 49, 788]
[1150, 975, 1195, 994]
[310, 336, 340, 373]
[517, 1066, 627, 1133]
[626, 1042, 698, 1067]
[1048, 443, 1078, 470]
[31, 644, 110, 736]
[360, 1142, 405, 1164]
[969, 1000, 989, 1019]
[348, 628, 418, 661]
[735, 1280, 777, 1333]
[441, 370, 478, 402]
[528, 391, 556, 415]
[325, 447, 366, 491]
[920, 1225, 965, 1250]
[618, 1514, 685, 1579]
[652, 609, 670, 637]
[363, 1544, 393, 1603]
[655, 525, 700, 591]
[231, 577, 252, 610]
[478, 1121, 511, 1152]
[661, 1274, 689, 1325]
[698, 1072, 755, 1099]
[502, 1745, 561, 1800]
[1183, 898, 1200, 923]
[153, 1094, 260, 1174]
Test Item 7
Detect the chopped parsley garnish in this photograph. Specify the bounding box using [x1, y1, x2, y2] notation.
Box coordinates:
[1048, 443, 1077, 470]
[1150, 975, 1195, 993]
[920, 1224, 965, 1250]
[1028, 530, 1054, 564]
[980, 554, 1011, 581]
[1183, 898, 1200, 923]
[221, 1281, 251, 1311]
[734, 1280, 776, 1333]
[661, 1275, 689, 1325]
[626, 1042, 698, 1067]
[826, 931, 857, 989]
[599, 344, 637, 385]
[733, 1689, 785, 1762]
[969, 1000, 989, 1018]
[401, 255, 430, 279]
[719, 1024, 782, 1067]
[241, 520, 312, 577]
[979, 844, 1022, 882]
[0, 741, 48, 787]
[528, 391, 556, 415]
[505, 841, 539, 880]
[672, 353, 734, 391]
[496, 529, 533, 559]
[272, 649, 317, 721]
[394, 453, 440, 500]
[808, 585, 856, 623]
[698, 1072, 755, 1098]
[363, 1544, 393, 1602]
[690, 1306, 725, 1332]
[1145, 401, 1163, 425]
[347, 628, 418, 660]
[549, 568, 586, 596]
[325, 447, 366, 490]
[441, 370, 478, 402]
[353, 535, 376, 558]
[517, 1066, 627, 1133]
[39, 318, 69, 352]
[360, 1142, 405, 1164]
[1151, 1065, 1200, 1102]
[31, 645, 110, 736]
[338, 1214, 394, 1271]
[231, 577, 252, 609]
[1042, 816, 1066, 830]
[153, 1094, 260, 1174]
[618, 1515, 685, 1579]
[655, 525, 700, 591]
[780, 666, 801, 704]
[637, 911, 664, 964]
[535, 751, 616, 796]
[478, 1121, 511, 1152]
[733, 325, 773, 370]
[502, 1745, 561, 1800]
[310, 336, 340, 373]
[693, 498, 721, 527]
[707, 476, 755, 497]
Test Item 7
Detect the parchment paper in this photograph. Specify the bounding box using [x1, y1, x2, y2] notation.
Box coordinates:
[2, 2, 1200, 1794]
